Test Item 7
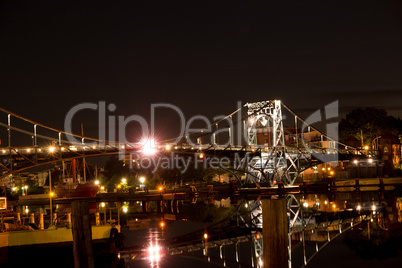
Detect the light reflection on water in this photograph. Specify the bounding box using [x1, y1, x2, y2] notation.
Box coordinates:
[13, 191, 402, 268]
[120, 191, 402, 268]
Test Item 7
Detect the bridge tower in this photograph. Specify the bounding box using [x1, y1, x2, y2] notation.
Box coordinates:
[244, 100, 301, 187]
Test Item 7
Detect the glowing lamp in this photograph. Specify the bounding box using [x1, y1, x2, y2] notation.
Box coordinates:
[142, 138, 156, 155]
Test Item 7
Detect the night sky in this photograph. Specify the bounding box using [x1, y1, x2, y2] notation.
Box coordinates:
[1, 0, 402, 141]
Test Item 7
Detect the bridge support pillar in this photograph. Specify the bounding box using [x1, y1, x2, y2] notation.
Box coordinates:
[167, 201, 172, 213]
[142, 201, 148, 213]
[262, 198, 288, 268]
[157, 200, 163, 214]
[173, 200, 179, 214]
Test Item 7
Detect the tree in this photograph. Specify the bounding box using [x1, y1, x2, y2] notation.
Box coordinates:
[102, 156, 132, 191]
[339, 108, 397, 149]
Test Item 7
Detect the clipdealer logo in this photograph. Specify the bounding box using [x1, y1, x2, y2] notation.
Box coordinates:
[63, 100, 246, 164]
[63, 100, 340, 172]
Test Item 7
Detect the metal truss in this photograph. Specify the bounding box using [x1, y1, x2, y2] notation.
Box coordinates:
[243, 100, 307, 186]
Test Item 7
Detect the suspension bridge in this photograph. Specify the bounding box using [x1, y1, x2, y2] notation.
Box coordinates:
[0, 100, 379, 267]
[0, 100, 375, 183]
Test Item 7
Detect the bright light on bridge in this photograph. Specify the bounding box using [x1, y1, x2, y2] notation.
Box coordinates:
[141, 138, 156, 155]
[48, 146, 56, 153]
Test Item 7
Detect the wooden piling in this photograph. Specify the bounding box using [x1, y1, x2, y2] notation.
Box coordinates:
[71, 201, 94, 268]
[262, 198, 288, 268]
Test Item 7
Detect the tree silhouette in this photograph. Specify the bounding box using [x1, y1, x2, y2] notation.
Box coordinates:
[339, 107, 399, 148]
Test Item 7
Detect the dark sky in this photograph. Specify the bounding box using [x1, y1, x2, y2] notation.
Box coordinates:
[1, 0, 402, 140]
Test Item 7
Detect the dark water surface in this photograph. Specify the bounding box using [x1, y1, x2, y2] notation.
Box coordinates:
[3, 190, 402, 268]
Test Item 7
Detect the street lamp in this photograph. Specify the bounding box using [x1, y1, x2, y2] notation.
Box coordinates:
[139, 177, 146, 191]
[121, 178, 127, 184]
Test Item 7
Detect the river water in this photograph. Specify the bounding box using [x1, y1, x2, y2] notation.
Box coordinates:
[5, 189, 402, 268]
[117, 189, 402, 268]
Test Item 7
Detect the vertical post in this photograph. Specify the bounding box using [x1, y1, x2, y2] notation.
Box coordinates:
[72, 159, 76, 183]
[39, 213, 44, 229]
[71, 201, 94, 268]
[30, 213, 35, 224]
[34, 124, 38, 164]
[62, 161, 65, 179]
[49, 170, 53, 226]
[7, 114, 11, 147]
[295, 116, 300, 171]
[173, 200, 179, 214]
[157, 200, 162, 214]
[295, 116, 298, 146]
[142, 201, 148, 213]
[262, 198, 288, 268]
[251, 244, 255, 268]
[228, 119, 233, 147]
[95, 212, 100, 226]
[8, 115, 12, 172]
[67, 212, 71, 227]
[0, 212, 4, 232]
[83, 157, 87, 183]
[167, 200, 172, 214]
[33, 124, 37, 146]
[321, 135, 324, 149]
[223, 244, 226, 267]
[302, 230, 306, 265]
[117, 202, 121, 228]
[81, 123, 86, 183]
[235, 242, 239, 263]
